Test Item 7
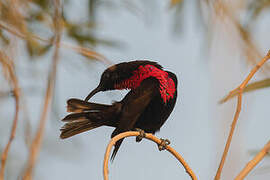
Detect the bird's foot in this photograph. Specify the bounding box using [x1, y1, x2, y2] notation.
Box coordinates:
[135, 128, 146, 142]
[158, 138, 170, 151]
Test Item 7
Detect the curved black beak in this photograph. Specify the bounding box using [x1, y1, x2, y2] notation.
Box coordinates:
[84, 86, 102, 101]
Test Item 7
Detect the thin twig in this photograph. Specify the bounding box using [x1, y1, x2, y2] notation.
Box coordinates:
[0, 52, 20, 180]
[219, 78, 270, 103]
[103, 131, 197, 180]
[235, 141, 270, 180]
[221, 50, 270, 103]
[213, 1, 267, 70]
[0, 21, 110, 64]
[215, 50, 270, 180]
[22, 1, 62, 179]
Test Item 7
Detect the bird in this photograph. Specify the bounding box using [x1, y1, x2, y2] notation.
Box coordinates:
[60, 60, 178, 160]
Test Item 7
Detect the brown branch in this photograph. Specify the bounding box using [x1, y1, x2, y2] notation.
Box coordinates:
[0, 21, 110, 65]
[221, 50, 270, 103]
[213, 1, 267, 70]
[0, 52, 20, 180]
[103, 131, 197, 180]
[22, 1, 62, 179]
[219, 78, 270, 103]
[235, 141, 270, 180]
[214, 50, 270, 180]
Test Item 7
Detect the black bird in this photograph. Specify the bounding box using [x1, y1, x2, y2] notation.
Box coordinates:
[60, 60, 178, 160]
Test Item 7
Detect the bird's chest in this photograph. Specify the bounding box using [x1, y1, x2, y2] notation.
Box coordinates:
[114, 65, 176, 103]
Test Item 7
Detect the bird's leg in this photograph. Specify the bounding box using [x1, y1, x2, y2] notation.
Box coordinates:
[158, 138, 170, 151]
[135, 128, 146, 142]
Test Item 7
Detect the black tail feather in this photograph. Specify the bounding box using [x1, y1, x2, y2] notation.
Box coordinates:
[67, 98, 111, 113]
[110, 139, 124, 161]
[62, 112, 100, 122]
[61, 98, 125, 160]
[60, 119, 105, 139]
[60, 98, 120, 139]
[109, 128, 126, 161]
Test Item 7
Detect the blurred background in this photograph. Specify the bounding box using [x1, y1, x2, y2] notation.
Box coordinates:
[0, 0, 270, 179]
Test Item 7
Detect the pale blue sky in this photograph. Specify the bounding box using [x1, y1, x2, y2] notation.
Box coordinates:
[0, 0, 270, 180]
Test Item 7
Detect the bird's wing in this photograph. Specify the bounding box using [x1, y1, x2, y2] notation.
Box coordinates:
[111, 78, 159, 160]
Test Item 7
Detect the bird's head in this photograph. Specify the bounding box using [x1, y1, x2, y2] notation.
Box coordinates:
[84, 66, 120, 101]
[84, 60, 163, 101]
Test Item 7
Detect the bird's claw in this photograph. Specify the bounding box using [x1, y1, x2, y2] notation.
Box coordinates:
[135, 128, 146, 142]
[158, 138, 170, 151]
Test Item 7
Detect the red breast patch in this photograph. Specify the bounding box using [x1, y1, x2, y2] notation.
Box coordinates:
[114, 65, 176, 103]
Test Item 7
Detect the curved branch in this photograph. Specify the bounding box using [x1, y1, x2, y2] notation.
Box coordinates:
[215, 50, 270, 180]
[103, 131, 197, 180]
[0, 52, 20, 180]
[235, 141, 270, 180]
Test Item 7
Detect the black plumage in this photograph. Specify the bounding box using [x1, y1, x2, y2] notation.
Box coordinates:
[60, 60, 178, 160]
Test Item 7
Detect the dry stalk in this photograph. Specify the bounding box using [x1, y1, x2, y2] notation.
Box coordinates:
[22, 1, 62, 179]
[0, 52, 20, 180]
[103, 131, 197, 180]
[0, 21, 110, 64]
[235, 141, 270, 180]
[212, 1, 267, 70]
[219, 78, 270, 103]
[215, 50, 270, 180]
